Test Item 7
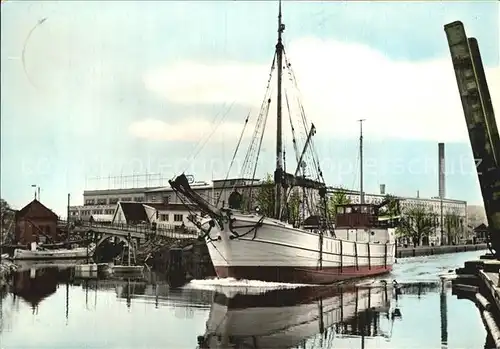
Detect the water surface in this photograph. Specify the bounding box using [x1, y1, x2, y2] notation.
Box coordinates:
[0, 250, 487, 348]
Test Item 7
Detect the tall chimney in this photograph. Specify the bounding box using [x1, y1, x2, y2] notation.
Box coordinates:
[438, 143, 446, 199]
[380, 184, 386, 195]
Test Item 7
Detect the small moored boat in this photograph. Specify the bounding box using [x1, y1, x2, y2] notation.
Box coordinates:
[13, 242, 95, 261]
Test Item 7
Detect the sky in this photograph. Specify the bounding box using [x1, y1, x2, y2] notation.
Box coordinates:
[1, 1, 499, 216]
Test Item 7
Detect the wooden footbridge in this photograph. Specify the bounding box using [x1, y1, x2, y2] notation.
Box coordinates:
[58, 220, 199, 248]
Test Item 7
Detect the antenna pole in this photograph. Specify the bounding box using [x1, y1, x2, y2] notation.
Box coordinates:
[274, 0, 285, 219]
[358, 119, 366, 204]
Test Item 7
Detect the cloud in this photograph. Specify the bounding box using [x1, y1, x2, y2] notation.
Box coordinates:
[142, 37, 500, 143]
[128, 117, 252, 143]
[143, 62, 268, 106]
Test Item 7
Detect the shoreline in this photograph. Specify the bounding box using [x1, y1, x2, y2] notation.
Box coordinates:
[397, 243, 488, 259]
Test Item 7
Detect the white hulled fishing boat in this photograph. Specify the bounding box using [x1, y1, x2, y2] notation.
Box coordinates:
[169, 1, 399, 284]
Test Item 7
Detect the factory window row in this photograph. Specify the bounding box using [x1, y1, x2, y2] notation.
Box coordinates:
[84, 196, 145, 205]
[74, 209, 115, 216]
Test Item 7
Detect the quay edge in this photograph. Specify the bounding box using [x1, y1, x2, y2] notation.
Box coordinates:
[396, 243, 488, 259]
[453, 256, 500, 348]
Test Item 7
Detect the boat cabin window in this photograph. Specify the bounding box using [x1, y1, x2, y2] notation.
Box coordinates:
[336, 205, 374, 215]
[335, 204, 377, 228]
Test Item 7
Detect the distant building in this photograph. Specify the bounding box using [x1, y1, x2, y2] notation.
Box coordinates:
[69, 177, 468, 245]
[109, 201, 198, 231]
[467, 205, 487, 226]
[329, 188, 467, 246]
[473, 223, 488, 243]
[69, 187, 152, 222]
[69, 180, 230, 221]
[113, 202, 150, 225]
[15, 199, 59, 244]
[143, 202, 199, 231]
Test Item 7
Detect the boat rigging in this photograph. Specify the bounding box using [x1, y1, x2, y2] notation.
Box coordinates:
[169, 0, 397, 285]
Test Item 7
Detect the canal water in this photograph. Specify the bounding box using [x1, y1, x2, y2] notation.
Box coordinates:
[0, 250, 487, 349]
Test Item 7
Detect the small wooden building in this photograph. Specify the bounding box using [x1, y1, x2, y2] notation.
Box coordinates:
[15, 199, 59, 244]
[473, 223, 488, 243]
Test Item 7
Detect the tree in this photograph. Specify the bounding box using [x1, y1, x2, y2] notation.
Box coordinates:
[0, 198, 14, 226]
[398, 204, 438, 247]
[287, 189, 301, 225]
[1, 198, 15, 245]
[253, 174, 304, 223]
[380, 194, 400, 218]
[444, 210, 462, 245]
[255, 174, 275, 217]
[326, 188, 352, 221]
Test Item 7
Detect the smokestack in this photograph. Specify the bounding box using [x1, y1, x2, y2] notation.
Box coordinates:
[380, 184, 386, 195]
[438, 143, 446, 199]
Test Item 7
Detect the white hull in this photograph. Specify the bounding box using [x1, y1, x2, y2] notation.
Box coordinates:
[201, 212, 396, 284]
[202, 285, 391, 348]
[13, 247, 92, 260]
[14, 259, 85, 271]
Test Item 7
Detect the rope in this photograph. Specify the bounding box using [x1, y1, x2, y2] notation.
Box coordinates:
[237, 53, 277, 189]
[285, 89, 301, 168]
[228, 216, 265, 241]
[284, 49, 324, 184]
[216, 111, 251, 207]
[183, 102, 227, 165]
[183, 102, 235, 173]
[248, 100, 271, 207]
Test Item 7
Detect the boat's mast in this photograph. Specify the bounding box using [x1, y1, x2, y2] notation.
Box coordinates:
[358, 119, 365, 204]
[275, 0, 285, 219]
[127, 232, 131, 266]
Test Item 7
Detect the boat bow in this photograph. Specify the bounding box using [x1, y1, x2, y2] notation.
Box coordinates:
[169, 174, 221, 219]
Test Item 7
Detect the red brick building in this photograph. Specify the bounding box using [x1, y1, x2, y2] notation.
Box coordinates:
[15, 199, 59, 244]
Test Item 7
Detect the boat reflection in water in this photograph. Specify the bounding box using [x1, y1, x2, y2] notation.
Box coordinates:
[198, 283, 399, 349]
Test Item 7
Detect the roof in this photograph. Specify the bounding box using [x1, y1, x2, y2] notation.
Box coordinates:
[212, 178, 260, 183]
[90, 214, 113, 223]
[145, 186, 174, 193]
[84, 187, 162, 196]
[15, 199, 58, 220]
[145, 182, 212, 193]
[143, 203, 198, 212]
[474, 223, 488, 232]
[119, 202, 148, 223]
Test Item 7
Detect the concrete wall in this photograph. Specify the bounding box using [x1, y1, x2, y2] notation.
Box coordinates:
[396, 243, 487, 258]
